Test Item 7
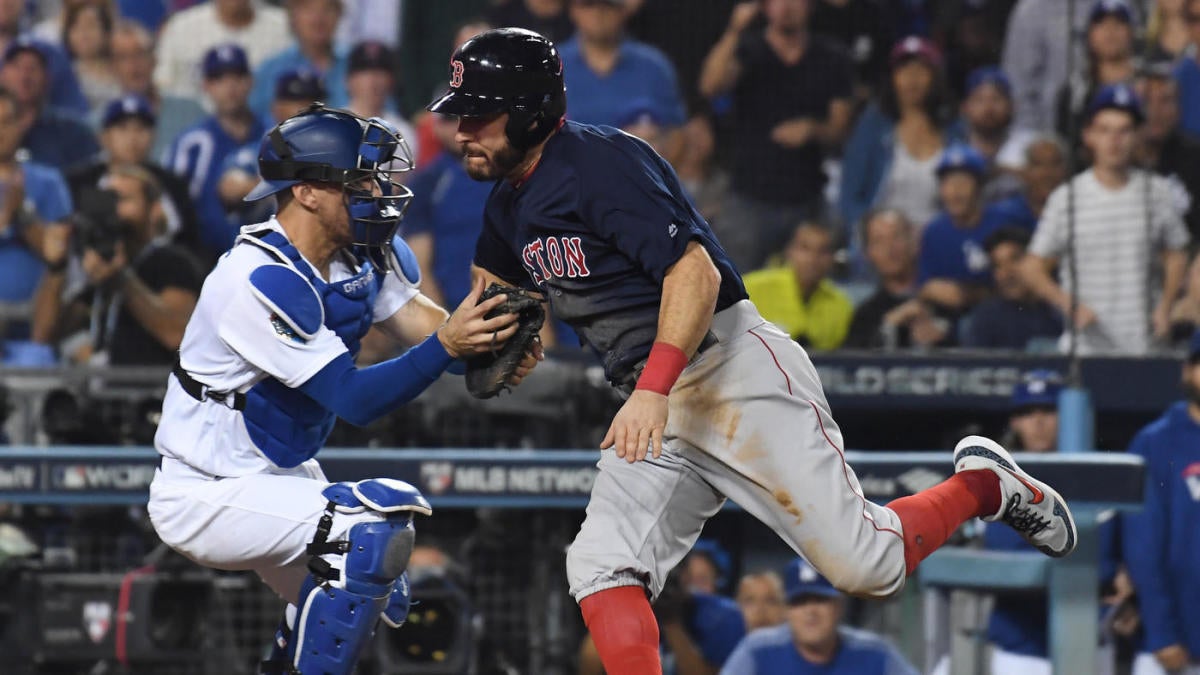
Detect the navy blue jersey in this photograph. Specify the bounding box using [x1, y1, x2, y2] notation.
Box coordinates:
[474, 121, 747, 383]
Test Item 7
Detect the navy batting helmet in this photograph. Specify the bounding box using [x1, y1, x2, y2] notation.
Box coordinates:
[427, 28, 566, 150]
[245, 103, 415, 269]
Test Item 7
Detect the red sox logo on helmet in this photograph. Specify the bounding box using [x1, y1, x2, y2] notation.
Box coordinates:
[450, 59, 464, 88]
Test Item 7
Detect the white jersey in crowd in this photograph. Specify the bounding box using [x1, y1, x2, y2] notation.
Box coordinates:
[154, 218, 418, 478]
[1030, 169, 1190, 355]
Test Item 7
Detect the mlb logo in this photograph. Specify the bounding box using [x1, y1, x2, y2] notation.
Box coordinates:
[421, 462, 454, 495]
[83, 601, 112, 644]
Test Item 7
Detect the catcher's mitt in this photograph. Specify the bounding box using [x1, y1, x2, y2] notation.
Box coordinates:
[464, 283, 545, 399]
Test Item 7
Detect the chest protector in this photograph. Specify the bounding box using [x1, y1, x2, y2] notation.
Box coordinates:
[238, 228, 383, 468]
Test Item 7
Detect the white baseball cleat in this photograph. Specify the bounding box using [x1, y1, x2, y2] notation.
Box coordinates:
[953, 435, 1077, 558]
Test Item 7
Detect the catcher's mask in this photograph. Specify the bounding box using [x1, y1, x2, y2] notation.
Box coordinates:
[245, 103, 415, 270]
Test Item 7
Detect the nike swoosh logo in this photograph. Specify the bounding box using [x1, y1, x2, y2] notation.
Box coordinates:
[1002, 468, 1044, 504]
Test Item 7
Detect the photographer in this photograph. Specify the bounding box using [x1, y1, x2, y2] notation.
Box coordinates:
[0, 86, 73, 366]
[32, 163, 202, 365]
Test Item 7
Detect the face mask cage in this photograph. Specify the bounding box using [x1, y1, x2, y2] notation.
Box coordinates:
[342, 116, 416, 271]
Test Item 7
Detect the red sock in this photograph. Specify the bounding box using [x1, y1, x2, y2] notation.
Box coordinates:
[888, 470, 1002, 575]
[579, 586, 662, 675]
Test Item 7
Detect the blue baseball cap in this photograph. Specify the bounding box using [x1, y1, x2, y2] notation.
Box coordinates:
[2, 36, 47, 66]
[784, 558, 840, 603]
[936, 143, 987, 179]
[274, 67, 326, 101]
[1086, 83, 1144, 124]
[1011, 370, 1063, 410]
[1089, 0, 1132, 25]
[965, 66, 1011, 99]
[101, 94, 156, 129]
[1188, 330, 1200, 362]
[203, 43, 250, 80]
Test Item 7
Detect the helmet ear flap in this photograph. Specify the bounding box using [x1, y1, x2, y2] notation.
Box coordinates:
[503, 90, 565, 150]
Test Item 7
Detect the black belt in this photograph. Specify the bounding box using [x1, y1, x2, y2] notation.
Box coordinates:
[614, 331, 718, 395]
[172, 356, 246, 411]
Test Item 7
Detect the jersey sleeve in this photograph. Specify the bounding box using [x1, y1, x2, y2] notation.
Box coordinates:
[372, 268, 420, 322]
[217, 271, 349, 389]
[472, 204, 531, 287]
[26, 164, 73, 222]
[717, 635, 757, 675]
[1029, 186, 1069, 259]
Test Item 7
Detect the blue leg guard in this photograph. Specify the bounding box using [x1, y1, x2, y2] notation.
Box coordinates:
[284, 479, 428, 675]
[381, 572, 411, 629]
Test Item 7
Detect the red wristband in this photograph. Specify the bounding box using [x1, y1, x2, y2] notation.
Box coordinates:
[635, 342, 688, 395]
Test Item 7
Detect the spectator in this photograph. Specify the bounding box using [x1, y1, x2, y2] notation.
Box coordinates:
[33, 164, 203, 365]
[953, 67, 1036, 200]
[403, 112, 494, 309]
[215, 140, 272, 232]
[1147, 0, 1191, 60]
[250, 0, 346, 118]
[843, 209, 919, 349]
[700, 0, 854, 272]
[559, 0, 685, 134]
[61, 1, 119, 111]
[720, 558, 918, 675]
[1169, 254, 1200, 343]
[916, 144, 1006, 316]
[1056, 0, 1139, 152]
[625, 0, 737, 116]
[988, 134, 1070, 232]
[107, 20, 205, 162]
[0, 38, 99, 171]
[808, 0, 895, 103]
[164, 44, 267, 261]
[1174, 0, 1200, 137]
[1136, 64, 1200, 241]
[1001, 0, 1093, 132]
[1121, 331, 1200, 675]
[0, 1, 87, 116]
[1020, 85, 1190, 355]
[153, 0, 289, 100]
[928, 0, 1015, 101]
[343, 40, 417, 162]
[839, 36, 948, 242]
[1004, 369, 1061, 452]
[68, 94, 199, 254]
[487, 0, 574, 45]
[0, 86, 72, 364]
[743, 221, 853, 351]
[682, 539, 732, 596]
[961, 227, 1063, 350]
[735, 571, 786, 631]
[269, 67, 324, 125]
[334, 0, 400, 50]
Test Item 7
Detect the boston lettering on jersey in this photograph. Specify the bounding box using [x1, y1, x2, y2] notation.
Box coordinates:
[474, 122, 747, 384]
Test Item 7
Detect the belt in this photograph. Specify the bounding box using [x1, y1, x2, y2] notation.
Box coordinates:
[614, 330, 718, 396]
[172, 355, 246, 411]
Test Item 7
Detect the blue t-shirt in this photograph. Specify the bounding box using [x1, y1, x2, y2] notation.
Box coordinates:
[164, 115, 268, 258]
[249, 45, 350, 119]
[1175, 56, 1200, 138]
[473, 121, 747, 384]
[962, 298, 1062, 351]
[0, 161, 73, 306]
[22, 107, 99, 172]
[557, 38, 686, 128]
[664, 592, 746, 673]
[917, 204, 1013, 286]
[987, 193, 1039, 231]
[720, 624, 918, 675]
[403, 152, 493, 308]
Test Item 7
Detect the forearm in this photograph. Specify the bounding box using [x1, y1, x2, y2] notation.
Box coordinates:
[1160, 249, 1187, 307]
[814, 100, 852, 147]
[376, 293, 449, 347]
[1019, 256, 1071, 312]
[698, 31, 741, 98]
[661, 624, 718, 675]
[657, 242, 721, 356]
[299, 335, 454, 426]
[30, 270, 67, 344]
[118, 271, 193, 350]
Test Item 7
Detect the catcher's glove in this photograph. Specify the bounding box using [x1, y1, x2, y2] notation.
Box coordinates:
[464, 283, 545, 399]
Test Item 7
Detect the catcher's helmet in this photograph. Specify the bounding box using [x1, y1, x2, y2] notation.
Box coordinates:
[427, 27, 566, 150]
[245, 103, 415, 269]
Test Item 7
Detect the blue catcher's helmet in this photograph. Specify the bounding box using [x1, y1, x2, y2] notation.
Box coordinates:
[244, 103, 415, 269]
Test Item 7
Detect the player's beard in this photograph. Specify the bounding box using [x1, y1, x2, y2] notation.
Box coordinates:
[463, 142, 526, 181]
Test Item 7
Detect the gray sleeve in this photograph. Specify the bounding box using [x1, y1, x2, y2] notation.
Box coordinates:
[718, 637, 756, 675]
[1001, 0, 1048, 131]
[1029, 187, 1068, 259]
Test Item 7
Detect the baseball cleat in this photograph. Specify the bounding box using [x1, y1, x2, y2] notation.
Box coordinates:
[953, 435, 1077, 558]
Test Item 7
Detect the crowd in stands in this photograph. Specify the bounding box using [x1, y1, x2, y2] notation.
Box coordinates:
[0, 0, 1198, 369]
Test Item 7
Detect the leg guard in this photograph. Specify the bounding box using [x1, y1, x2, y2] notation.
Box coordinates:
[381, 572, 411, 629]
[287, 479, 428, 675]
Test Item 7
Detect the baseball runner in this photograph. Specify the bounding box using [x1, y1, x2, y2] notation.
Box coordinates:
[147, 104, 534, 674]
[428, 28, 1079, 675]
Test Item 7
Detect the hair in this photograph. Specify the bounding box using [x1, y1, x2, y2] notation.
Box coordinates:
[62, 2, 114, 60]
[106, 162, 162, 205]
[983, 226, 1031, 255]
[736, 571, 785, 599]
[1023, 132, 1069, 165]
[879, 57, 948, 126]
[860, 208, 913, 247]
[111, 18, 154, 52]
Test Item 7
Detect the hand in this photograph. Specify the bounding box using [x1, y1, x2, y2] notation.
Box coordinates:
[1153, 299, 1172, 340]
[1070, 303, 1098, 330]
[0, 167, 25, 225]
[507, 338, 545, 387]
[601, 389, 668, 463]
[436, 277, 519, 359]
[41, 223, 71, 270]
[1154, 644, 1190, 672]
[910, 314, 949, 347]
[883, 299, 926, 327]
[81, 242, 128, 287]
[727, 0, 759, 33]
[770, 118, 816, 148]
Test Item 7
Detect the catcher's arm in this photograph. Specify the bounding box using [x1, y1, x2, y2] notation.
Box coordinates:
[374, 292, 448, 345]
